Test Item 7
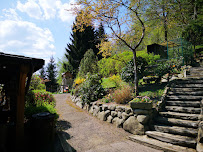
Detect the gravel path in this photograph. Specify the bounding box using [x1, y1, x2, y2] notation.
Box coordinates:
[55, 94, 162, 152]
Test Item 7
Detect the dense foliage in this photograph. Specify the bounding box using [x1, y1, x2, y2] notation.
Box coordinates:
[79, 74, 105, 104]
[29, 74, 46, 90]
[121, 57, 148, 83]
[25, 90, 57, 119]
[154, 59, 182, 77]
[78, 49, 98, 78]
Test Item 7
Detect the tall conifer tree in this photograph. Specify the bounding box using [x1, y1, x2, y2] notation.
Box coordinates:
[64, 16, 97, 76]
[46, 56, 57, 92]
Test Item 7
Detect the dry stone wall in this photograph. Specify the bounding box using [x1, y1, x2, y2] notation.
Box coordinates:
[71, 95, 154, 135]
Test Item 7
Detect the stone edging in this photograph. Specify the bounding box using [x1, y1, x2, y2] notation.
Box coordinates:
[70, 95, 154, 135]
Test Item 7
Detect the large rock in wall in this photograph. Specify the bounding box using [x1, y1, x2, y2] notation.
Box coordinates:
[123, 116, 145, 135]
[197, 121, 203, 152]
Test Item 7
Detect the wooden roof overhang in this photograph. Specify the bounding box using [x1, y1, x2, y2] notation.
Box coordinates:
[0, 52, 44, 151]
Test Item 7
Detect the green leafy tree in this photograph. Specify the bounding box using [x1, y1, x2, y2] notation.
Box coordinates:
[73, 0, 146, 95]
[46, 56, 58, 92]
[78, 49, 98, 78]
[182, 19, 203, 50]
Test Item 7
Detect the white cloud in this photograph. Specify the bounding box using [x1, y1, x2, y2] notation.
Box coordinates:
[2, 8, 22, 21]
[0, 20, 55, 62]
[17, 0, 43, 19]
[38, 0, 57, 19]
[16, 0, 76, 22]
[56, 0, 76, 22]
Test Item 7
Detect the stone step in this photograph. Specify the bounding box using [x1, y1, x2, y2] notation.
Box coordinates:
[168, 91, 203, 96]
[165, 106, 201, 114]
[166, 101, 200, 108]
[172, 84, 203, 88]
[186, 75, 203, 78]
[190, 68, 203, 72]
[129, 135, 196, 152]
[189, 72, 203, 76]
[170, 88, 203, 92]
[154, 125, 198, 137]
[155, 116, 199, 128]
[145, 131, 196, 148]
[159, 111, 199, 120]
[173, 79, 203, 84]
[167, 95, 202, 101]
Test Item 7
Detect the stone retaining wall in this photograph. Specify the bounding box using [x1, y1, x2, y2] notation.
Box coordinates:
[71, 95, 154, 135]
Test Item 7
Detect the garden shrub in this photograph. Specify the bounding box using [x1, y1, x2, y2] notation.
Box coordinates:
[109, 75, 122, 88]
[78, 49, 98, 77]
[30, 74, 46, 90]
[154, 58, 182, 77]
[25, 90, 58, 120]
[112, 85, 132, 104]
[79, 74, 105, 104]
[25, 103, 58, 119]
[136, 50, 160, 65]
[26, 90, 56, 107]
[98, 51, 160, 77]
[73, 77, 86, 86]
[98, 51, 133, 77]
[121, 57, 148, 83]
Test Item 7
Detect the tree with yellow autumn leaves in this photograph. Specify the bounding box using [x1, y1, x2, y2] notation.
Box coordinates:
[72, 0, 146, 94]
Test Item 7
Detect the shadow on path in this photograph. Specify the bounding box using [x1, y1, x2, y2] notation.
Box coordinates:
[57, 119, 77, 152]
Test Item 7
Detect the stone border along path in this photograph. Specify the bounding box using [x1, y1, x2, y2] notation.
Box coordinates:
[55, 94, 162, 152]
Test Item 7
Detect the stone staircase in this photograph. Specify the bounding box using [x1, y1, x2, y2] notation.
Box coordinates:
[146, 77, 203, 149]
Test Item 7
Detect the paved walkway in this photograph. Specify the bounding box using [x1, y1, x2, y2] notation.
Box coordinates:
[55, 94, 162, 152]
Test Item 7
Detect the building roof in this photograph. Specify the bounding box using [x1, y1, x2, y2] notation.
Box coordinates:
[0, 52, 44, 72]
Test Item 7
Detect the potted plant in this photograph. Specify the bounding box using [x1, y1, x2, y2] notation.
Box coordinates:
[129, 96, 152, 110]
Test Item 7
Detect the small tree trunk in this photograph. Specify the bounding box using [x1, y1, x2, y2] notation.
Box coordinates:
[132, 50, 139, 96]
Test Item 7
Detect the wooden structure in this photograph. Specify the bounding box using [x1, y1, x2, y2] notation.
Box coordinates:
[0, 52, 44, 151]
[147, 43, 167, 59]
[60, 71, 73, 93]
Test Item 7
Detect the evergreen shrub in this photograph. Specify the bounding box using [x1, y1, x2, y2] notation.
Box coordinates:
[121, 57, 148, 83]
[79, 74, 105, 104]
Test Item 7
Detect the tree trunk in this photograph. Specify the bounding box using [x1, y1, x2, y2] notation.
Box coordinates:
[163, 5, 168, 42]
[132, 50, 139, 95]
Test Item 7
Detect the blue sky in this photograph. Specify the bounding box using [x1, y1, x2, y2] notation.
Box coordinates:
[0, 0, 77, 64]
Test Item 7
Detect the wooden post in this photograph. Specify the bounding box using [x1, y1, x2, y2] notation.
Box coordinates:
[16, 65, 29, 151]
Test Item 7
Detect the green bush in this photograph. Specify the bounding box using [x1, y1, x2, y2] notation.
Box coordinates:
[154, 59, 182, 77]
[25, 103, 58, 119]
[30, 74, 46, 90]
[136, 50, 160, 65]
[98, 51, 133, 77]
[26, 90, 56, 107]
[25, 89, 58, 120]
[121, 57, 148, 83]
[98, 51, 160, 77]
[78, 49, 98, 77]
[79, 74, 105, 104]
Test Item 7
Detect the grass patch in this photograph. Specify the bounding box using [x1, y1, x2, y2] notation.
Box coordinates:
[138, 83, 167, 101]
[102, 77, 116, 88]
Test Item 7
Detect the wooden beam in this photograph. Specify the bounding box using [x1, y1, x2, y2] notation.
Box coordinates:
[16, 64, 30, 151]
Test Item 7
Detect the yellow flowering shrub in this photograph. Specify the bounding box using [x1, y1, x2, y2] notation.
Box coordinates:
[74, 77, 86, 86]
